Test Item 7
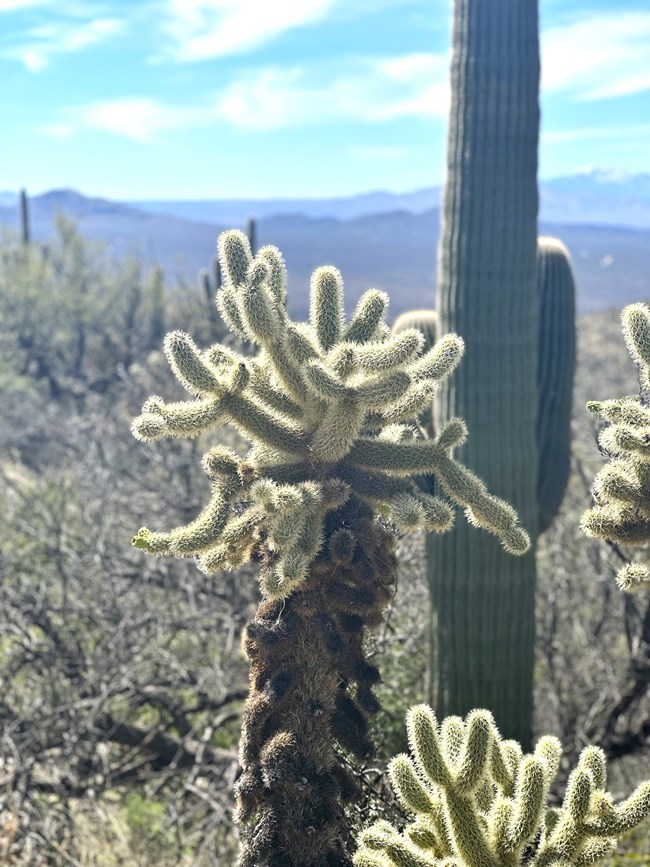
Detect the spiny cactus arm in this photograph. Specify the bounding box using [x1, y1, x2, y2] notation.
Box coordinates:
[246, 365, 303, 419]
[622, 302, 650, 389]
[573, 839, 617, 866]
[354, 825, 439, 867]
[256, 244, 287, 307]
[581, 503, 650, 546]
[582, 303, 650, 590]
[583, 781, 650, 836]
[352, 329, 426, 372]
[164, 331, 227, 396]
[347, 440, 529, 553]
[220, 392, 305, 455]
[310, 266, 344, 352]
[506, 756, 547, 851]
[389, 755, 438, 814]
[132, 397, 225, 440]
[453, 710, 493, 794]
[345, 289, 389, 343]
[616, 562, 650, 591]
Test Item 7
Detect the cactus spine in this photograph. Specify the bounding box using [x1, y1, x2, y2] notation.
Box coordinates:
[582, 302, 650, 591]
[354, 706, 650, 867]
[536, 238, 576, 533]
[428, 0, 578, 747]
[132, 230, 530, 866]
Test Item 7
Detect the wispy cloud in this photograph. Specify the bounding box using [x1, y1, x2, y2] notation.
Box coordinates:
[0, 0, 50, 10]
[542, 12, 650, 100]
[43, 52, 450, 141]
[5, 15, 124, 71]
[159, 0, 337, 62]
[44, 97, 205, 143]
[216, 55, 449, 130]
[542, 123, 650, 144]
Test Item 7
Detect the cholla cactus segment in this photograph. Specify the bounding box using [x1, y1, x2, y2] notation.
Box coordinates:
[132, 230, 530, 599]
[582, 304, 650, 591]
[354, 707, 650, 867]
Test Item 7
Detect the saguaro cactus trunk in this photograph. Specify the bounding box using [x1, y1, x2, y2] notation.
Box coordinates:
[431, 0, 541, 747]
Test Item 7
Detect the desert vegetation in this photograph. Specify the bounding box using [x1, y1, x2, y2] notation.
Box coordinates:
[2, 0, 649, 863]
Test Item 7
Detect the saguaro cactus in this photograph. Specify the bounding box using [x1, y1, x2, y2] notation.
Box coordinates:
[582, 303, 650, 592]
[537, 238, 576, 533]
[132, 230, 530, 866]
[354, 706, 650, 867]
[429, 0, 577, 747]
[19, 189, 30, 245]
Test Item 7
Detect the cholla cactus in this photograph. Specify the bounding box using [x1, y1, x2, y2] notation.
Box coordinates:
[581, 303, 650, 592]
[132, 230, 529, 866]
[355, 706, 650, 867]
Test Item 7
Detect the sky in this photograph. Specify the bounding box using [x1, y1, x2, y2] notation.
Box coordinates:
[1, 0, 649, 200]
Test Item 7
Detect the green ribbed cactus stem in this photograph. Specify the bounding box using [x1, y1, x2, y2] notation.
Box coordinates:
[393, 311, 437, 359]
[537, 238, 576, 533]
[19, 188, 30, 245]
[431, 0, 540, 747]
[247, 215, 257, 256]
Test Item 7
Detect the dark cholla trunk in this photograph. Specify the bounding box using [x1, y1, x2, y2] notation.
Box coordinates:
[235, 497, 397, 867]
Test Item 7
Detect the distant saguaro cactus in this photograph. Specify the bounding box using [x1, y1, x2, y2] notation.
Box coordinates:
[582, 302, 650, 591]
[19, 189, 30, 245]
[428, 0, 575, 747]
[354, 706, 650, 866]
[132, 229, 530, 866]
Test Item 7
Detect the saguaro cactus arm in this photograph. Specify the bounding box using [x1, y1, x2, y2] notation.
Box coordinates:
[536, 237, 576, 533]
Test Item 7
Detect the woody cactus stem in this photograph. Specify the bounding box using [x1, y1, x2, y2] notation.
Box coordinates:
[431, 0, 541, 747]
[537, 238, 576, 533]
[132, 230, 529, 866]
[354, 706, 650, 867]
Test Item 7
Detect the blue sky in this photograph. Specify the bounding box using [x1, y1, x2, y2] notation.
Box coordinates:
[1, 0, 649, 200]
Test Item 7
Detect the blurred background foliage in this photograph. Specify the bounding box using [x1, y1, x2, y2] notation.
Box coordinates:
[0, 224, 648, 864]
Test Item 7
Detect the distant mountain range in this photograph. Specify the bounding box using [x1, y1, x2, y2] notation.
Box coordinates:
[0, 177, 648, 318]
[122, 169, 650, 230]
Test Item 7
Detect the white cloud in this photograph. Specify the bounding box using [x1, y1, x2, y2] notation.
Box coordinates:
[44, 52, 450, 141]
[541, 12, 650, 100]
[160, 0, 337, 62]
[44, 97, 205, 143]
[216, 54, 449, 131]
[348, 145, 410, 160]
[6, 16, 124, 70]
[0, 0, 48, 9]
[542, 123, 650, 144]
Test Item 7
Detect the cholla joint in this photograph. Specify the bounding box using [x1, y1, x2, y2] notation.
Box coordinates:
[581, 302, 650, 592]
[132, 229, 530, 600]
[354, 705, 650, 867]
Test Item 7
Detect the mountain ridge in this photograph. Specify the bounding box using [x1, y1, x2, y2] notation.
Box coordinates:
[0, 187, 648, 318]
